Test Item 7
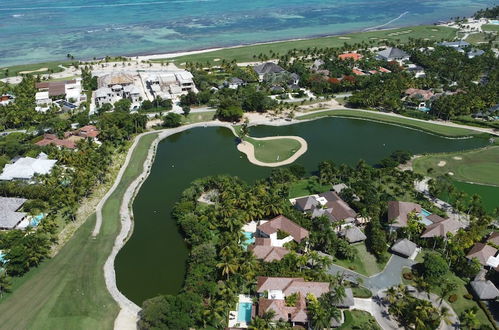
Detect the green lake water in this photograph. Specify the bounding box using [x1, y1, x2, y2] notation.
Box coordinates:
[115, 117, 488, 304]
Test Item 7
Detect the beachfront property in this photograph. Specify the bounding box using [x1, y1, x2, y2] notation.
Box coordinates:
[94, 72, 141, 108]
[35, 125, 100, 149]
[0, 152, 57, 182]
[35, 79, 86, 105]
[376, 47, 410, 62]
[246, 215, 309, 262]
[145, 70, 197, 100]
[438, 41, 485, 59]
[291, 190, 358, 226]
[35, 91, 52, 112]
[253, 62, 300, 86]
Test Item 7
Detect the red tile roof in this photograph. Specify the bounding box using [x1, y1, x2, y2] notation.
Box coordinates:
[352, 69, 366, 76]
[338, 53, 362, 61]
[257, 215, 309, 242]
[35, 134, 77, 149]
[249, 245, 290, 262]
[388, 201, 422, 228]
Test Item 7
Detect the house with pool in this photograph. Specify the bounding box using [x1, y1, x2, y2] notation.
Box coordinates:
[242, 215, 309, 262]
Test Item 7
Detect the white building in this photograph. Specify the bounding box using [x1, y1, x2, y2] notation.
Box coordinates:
[0, 153, 57, 181]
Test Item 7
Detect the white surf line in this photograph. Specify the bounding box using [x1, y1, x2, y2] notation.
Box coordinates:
[363, 11, 410, 31]
[0, 0, 213, 11]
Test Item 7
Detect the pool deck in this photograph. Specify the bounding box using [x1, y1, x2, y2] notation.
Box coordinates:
[228, 294, 253, 328]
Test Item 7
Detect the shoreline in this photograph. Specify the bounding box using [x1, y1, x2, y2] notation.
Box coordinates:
[2, 21, 443, 68]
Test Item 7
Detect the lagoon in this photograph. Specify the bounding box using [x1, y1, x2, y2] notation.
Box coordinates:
[115, 117, 487, 304]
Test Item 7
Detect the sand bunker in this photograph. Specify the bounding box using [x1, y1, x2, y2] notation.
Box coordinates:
[438, 161, 447, 167]
[338, 37, 351, 40]
[448, 172, 454, 176]
[431, 29, 439, 31]
[19, 67, 48, 74]
[453, 156, 463, 160]
[237, 136, 307, 167]
[213, 58, 220, 62]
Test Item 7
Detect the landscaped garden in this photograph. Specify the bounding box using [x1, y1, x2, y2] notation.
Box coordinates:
[338, 309, 381, 330]
[332, 243, 388, 276]
[288, 177, 331, 198]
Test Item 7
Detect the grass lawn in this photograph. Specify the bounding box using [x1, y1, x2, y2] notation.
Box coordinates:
[0, 133, 159, 329]
[245, 136, 301, 163]
[288, 177, 331, 198]
[182, 111, 216, 124]
[413, 146, 499, 186]
[0, 61, 72, 77]
[333, 243, 389, 276]
[297, 109, 482, 138]
[465, 32, 498, 46]
[351, 286, 372, 298]
[339, 310, 382, 330]
[482, 24, 499, 32]
[155, 25, 456, 65]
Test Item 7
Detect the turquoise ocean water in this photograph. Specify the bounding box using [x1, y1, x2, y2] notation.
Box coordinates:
[0, 0, 494, 66]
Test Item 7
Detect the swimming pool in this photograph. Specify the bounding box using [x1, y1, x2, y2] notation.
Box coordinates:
[30, 213, 45, 227]
[490, 20, 499, 25]
[237, 302, 253, 323]
[0, 251, 6, 264]
[241, 232, 255, 249]
[421, 209, 431, 217]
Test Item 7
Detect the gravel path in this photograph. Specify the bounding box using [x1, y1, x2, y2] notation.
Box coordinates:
[237, 135, 307, 167]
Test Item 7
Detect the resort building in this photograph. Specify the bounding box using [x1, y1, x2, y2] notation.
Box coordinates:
[0, 153, 57, 181]
[255, 276, 330, 326]
[376, 47, 410, 62]
[0, 197, 27, 230]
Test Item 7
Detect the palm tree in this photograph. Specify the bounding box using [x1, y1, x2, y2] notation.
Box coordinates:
[460, 307, 479, 329]
[439, 280, 457, 306]
[440, 306, 453, 326]
[216, 257, 239, 280]
[0, 271, 11, 298]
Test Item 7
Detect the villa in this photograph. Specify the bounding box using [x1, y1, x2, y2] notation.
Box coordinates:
[35, 79, 85, 104]
[376, 47, 410, 62]
[255, 276, 330, 326]
[247, 215, 308, 262]
[36, 134, 78, 149]
[0, 197, 27, 230]
[387, 201, 422, 230]
[36, 125, 100, 149]
[470, 280, 499, 300]
[420, 217, 464, 238]
[94, 72, 141, 108]
[0, 153, 57, 181]
[35, 91, 52, 112]
[145, 71, 197, 100]
[391, 238, 419, 260]
[338, 53, 362, 61]
[292, 191, 358, 225]
[466, 243, 498, 268]
[253, 62, 300, 86]
[340, 226, 367, 244]
[488, 232, 499, 246]
[0, 94, 15, 106]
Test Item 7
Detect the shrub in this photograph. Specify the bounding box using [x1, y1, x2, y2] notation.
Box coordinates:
[448, 294, 458, 303]
[403, 272, 414, 280]
[463, 293, 473, 300]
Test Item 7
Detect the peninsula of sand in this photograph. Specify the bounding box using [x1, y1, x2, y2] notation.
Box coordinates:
[237, 136, 308, 167]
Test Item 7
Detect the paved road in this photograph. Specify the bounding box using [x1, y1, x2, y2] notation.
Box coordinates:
[328, 255, 415, 292]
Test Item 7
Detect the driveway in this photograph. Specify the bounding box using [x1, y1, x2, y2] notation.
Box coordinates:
[328, 255, 415, 293]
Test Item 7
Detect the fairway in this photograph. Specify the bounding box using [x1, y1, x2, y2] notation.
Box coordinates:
[0, 133, 159, 329]
[482, 24, 499, 32]
[297, 109, 480, 138]
[245, 137, 302, 163]
[157, 25, 456, 65]
[439, 181, 499, 214]
[413, 146, 499, 186]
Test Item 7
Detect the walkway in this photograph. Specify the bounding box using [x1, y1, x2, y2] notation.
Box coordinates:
[328, 255, 415, 292]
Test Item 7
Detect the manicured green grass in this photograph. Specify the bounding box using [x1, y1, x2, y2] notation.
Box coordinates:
[413, 146, 499, 186]
[288, 177, 331, 198]
[339, 310, 382, 330]
[482, 24, 499, 32]
[182, 111, 216, 124]
[156, 26, 456, 65]
[0, 61, 72, 77]
[245, 136, 302, 163]
[352, 286, 373, 298]
[465, 32, 498, 46]
[437, 181, 499, 214]
[0, 133, 158, 329]
[332, 243, 388, 276]
[297, 109, 481, 138]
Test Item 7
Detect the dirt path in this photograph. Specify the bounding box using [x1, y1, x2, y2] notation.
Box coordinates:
[237, 136, 307, 167]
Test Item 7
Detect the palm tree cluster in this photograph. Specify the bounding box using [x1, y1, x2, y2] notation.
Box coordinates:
[385, 285, 451, 329]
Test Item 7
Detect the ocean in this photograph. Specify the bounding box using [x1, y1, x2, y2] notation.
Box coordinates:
[0, 0, 494, 66]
